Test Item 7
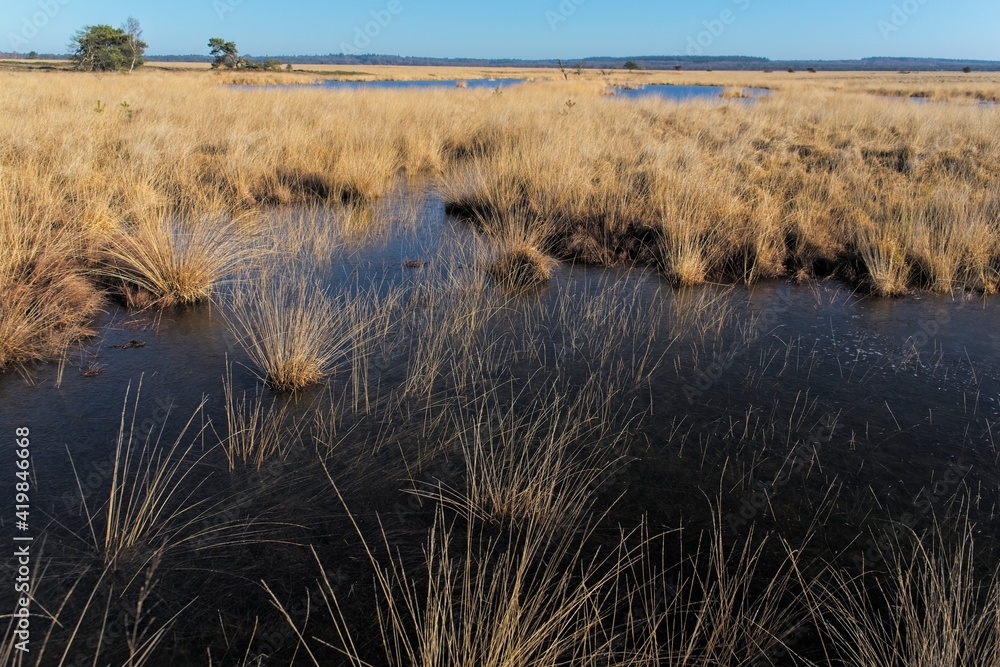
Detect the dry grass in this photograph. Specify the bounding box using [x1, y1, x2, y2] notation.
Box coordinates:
[270, 506, 631, 667]
[219, 365, 304, 470]
[3, 67, 1000, 661]
[225, 269, 354, 392]
[1, 559, 189, 667]
[77, 382, 215, 570]
[854, 221, 912, 297]
[620, 519, 812, 666]
[412, 381, 627, 531]
[0, 218, 102, 370]
[0, 70, 996, 371]
[270, 494, 814, 666]
[99, 212, 253, 308]
[483, 215, 559, 291]
[820, 523, 1000, 666]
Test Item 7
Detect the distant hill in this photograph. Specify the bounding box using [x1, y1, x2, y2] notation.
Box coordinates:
[6, 52, 1000, 72]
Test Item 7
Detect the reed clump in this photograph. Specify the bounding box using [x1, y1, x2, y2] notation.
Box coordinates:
[79, 382, 216, 570]
[487, 243, 558, 290]
[0, 215, 102, 370]
[820, 524, 1000, 666]
[485, 220, 559, 291]
[225, 269, 353, 392]
[99, 212, 252, 308]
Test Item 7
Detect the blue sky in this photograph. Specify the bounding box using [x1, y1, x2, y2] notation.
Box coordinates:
[3, 0, 998, 60]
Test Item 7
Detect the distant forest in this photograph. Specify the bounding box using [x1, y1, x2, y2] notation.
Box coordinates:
[153, 54, 1000, 72]
[8, 52, 1000, 72]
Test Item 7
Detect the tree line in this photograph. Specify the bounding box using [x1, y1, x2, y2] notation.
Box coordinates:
[67, 20, 280, 72]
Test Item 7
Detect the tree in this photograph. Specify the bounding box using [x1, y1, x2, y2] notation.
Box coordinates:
[122, 17, 146, 73]
[623, 60, 640, 70]
[27, 51, 38, 59]
[70, 24, 146, 72]
[963, 66, 974, 73]
[209, 38, 243, 69]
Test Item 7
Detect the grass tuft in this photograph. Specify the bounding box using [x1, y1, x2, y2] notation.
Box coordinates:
[99, 213, 252, 309]
[820, 522, 1000, 666]
[225, 269, 358, 392]
[0, 213, 102, 370]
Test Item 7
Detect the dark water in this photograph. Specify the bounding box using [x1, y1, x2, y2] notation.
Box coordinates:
[611, 83, 771, 101]
[2, 184, 998, 662]
[3, 184, 997, 536]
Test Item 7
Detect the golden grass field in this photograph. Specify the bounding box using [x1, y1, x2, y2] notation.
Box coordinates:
[2, 64, 998, 372]
[3, 63, 1000, 666]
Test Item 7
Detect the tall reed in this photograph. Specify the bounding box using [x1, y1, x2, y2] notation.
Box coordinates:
[819, 523, 1000, 666]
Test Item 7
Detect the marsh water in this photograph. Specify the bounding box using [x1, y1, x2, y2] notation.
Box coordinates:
[2, 181, 999, 662]
[281, 78, 772, 103]
[612, 83, 770, 100]
[4, 180, 998, 529]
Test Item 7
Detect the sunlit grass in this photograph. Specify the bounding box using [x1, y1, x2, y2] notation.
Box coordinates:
[98, 213, 254, 309]
[0, 215, 102, 370]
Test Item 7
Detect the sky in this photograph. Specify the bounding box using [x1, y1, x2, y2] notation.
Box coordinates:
[3, 0, 999, 61]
